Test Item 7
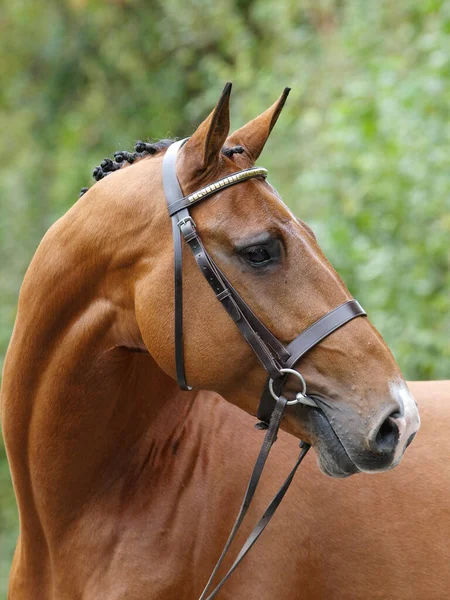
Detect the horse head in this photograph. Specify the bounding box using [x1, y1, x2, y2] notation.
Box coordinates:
[82, 84, 420, 478]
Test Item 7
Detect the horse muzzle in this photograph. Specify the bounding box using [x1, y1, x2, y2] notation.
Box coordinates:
[298, 388, 420, 478]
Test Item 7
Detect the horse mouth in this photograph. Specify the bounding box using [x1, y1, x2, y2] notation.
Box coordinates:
[306, 407, 360, 478]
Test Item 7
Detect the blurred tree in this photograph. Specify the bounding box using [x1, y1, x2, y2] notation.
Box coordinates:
[0, 0, 449, 595]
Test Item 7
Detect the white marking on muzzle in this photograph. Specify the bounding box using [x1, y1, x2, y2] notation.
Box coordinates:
[389, 379, 421, 464]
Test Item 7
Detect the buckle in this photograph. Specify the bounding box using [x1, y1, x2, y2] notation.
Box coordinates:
[177, 216, 196, 230]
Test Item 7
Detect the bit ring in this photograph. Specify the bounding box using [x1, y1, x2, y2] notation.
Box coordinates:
[268, 368, 307, 405]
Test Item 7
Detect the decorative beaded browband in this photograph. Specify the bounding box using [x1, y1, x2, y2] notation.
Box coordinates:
[167, 166, 268, 216]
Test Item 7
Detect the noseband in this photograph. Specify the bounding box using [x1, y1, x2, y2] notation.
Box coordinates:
[162, 139, 366, 598]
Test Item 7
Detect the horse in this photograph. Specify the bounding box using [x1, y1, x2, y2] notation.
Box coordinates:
[1, 83, 422, 599]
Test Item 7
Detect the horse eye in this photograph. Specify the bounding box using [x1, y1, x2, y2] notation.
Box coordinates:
[243, 246, 272, 265]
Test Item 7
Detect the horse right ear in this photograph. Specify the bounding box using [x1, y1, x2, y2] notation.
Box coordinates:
[225, 88, 290, 164]
[178, 83, 232, 182]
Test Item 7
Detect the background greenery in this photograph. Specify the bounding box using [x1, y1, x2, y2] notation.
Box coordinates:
[1, 0, 449, 595]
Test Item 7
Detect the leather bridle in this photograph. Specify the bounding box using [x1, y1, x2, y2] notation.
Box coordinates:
[162, 139, 366, 598]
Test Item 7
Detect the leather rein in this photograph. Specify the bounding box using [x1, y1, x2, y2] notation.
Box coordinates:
[162, 139, 366, 598]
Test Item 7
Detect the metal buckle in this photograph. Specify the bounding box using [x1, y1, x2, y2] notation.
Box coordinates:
[268, 368, 316, 406]
[177, 216, 196, 229]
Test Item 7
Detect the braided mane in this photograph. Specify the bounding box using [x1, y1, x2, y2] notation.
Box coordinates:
[79, 140, 245, 197]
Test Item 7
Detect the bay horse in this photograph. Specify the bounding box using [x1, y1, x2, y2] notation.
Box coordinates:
[1, 84, 423, 599]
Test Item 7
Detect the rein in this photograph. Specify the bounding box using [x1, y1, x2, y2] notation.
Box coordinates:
[162, 139, 366, 598]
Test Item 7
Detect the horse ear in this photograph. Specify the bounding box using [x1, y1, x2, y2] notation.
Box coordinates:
[179, 82, 232, 177]
[226, 87, 291, 163]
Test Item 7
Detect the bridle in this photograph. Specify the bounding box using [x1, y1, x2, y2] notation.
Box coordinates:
[162, 139, 366, 598]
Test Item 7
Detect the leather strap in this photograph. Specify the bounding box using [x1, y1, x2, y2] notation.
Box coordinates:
[198, 396, 288, 600]
[256, 300, 367, 424]
[214, 275, 291, 363]
[198, 396, 310, 600]
[286, 300, 366, 368]
[178, 218, 284, 380]
[202, 442, 310, 600]
[163, 140, 191, 389]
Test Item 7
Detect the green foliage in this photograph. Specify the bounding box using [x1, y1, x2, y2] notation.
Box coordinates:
[0, 0, 448, 595]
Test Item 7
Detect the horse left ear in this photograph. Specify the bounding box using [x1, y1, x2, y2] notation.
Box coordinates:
[226, 87, 291, 163]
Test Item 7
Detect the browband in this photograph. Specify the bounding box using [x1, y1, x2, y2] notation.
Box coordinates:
[168, 166, 268, 216]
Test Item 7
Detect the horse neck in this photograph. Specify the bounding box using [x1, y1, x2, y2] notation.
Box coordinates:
[1, 160, 191, 536]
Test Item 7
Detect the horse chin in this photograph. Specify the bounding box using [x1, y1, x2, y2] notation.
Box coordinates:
[305, 408, 361, 479]
[315, 447, 360, 479]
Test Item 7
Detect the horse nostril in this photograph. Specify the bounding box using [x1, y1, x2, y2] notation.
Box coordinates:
[370, 413, 400, 456]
